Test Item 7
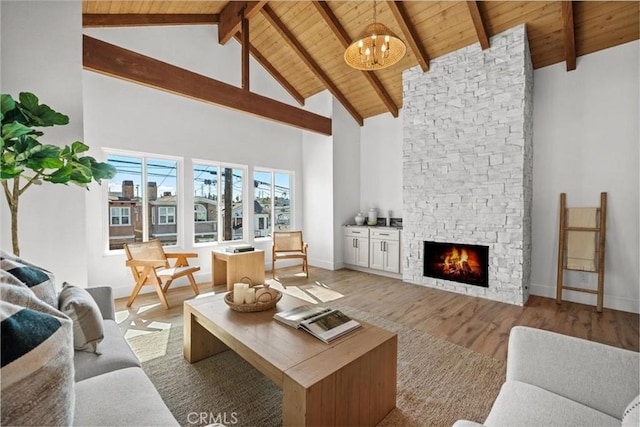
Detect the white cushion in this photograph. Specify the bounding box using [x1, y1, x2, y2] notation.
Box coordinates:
[58, 282, 104, 353]
[622, 395, 640, 427]
[485, 380, 619, 427]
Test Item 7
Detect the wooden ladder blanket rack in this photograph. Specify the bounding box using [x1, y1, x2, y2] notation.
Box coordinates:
[556, 192, 607, 312]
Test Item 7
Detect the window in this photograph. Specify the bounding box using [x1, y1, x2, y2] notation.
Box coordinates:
[158, 206, 176, 224]
[194, 204, 207, 222]
[107, 153, 179, 250]
[254, 169, 292, 237]
[110, 207, 130, 225]
[193, 162, 245, 244]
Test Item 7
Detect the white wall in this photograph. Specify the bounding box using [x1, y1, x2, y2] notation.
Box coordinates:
[0, 1, 88, 286]
[302, 92, 335, 270]
[83, 25, 307, 297]
[531, 40, 639, 313]
[360, 112, 404, 218]
[332, 98, 362, 268]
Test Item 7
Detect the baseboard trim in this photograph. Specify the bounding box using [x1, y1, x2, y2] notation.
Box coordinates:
[530, 282, 640, 314]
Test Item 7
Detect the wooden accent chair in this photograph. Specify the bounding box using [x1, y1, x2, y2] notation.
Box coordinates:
[124, 240, 200, 309]
[272, 231, 308, 279]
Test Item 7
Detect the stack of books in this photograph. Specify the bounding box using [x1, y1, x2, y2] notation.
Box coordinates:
[225, 244, 255, 253]
[274, 305, 361, 343]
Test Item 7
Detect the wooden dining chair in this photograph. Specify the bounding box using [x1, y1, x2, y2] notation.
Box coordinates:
[272, 231, 308, 279]
[124, 240, 200, 309]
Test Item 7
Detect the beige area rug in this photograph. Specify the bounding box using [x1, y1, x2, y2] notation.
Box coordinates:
[132, 306, 505, 427]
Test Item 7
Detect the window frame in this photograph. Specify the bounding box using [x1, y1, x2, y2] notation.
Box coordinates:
[109, 206, 131, 226]
[104, 149, 183, 253]
[192, 159, 248, 247]
[158, 206, 176, 225]
[253, 167, 294, 240]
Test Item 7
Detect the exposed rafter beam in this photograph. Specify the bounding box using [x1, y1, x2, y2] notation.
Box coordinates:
[218, 1, 267, 45]
[386, 1, 429, 72]
[233, 33, 305, 106]
[83, 35, 331, 135]
[561, 1, 577, 71]
[312, 1, 399, 118]
[261, 5, 363, 126]
[241, 14, 250, 91]
[466, 1, 490, 50]
[82, 14, 219, 28]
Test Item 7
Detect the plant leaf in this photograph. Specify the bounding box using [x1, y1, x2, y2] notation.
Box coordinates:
[71, 141, 89, 154]
[17, 92, 69, 127]
[1, 94, 16, 120]
[90, 160, 117, 181]
[46, 164, 73, 183]
[2, 122, 33, 140]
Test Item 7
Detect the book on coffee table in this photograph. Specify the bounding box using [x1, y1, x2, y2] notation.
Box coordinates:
[225, 244, 255, 253]
[274, 305, 361, 343]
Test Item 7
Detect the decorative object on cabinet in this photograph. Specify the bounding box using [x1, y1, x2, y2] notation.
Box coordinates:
[355, 212, 365, 226]
[368, 208, 378, 226]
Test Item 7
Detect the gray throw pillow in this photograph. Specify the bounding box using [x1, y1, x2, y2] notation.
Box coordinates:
[0, 278, 75, 426]
[0, 250, 58, 307]
[58, 282, 105, 354]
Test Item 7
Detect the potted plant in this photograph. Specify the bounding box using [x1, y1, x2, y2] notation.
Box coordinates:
[1, 92, 116, 256]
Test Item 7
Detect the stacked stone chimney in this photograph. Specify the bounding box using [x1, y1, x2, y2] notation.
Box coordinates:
[402, 25, 533, 306]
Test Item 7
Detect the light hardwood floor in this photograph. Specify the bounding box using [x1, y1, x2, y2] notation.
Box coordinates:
[114, 266, 639, 361]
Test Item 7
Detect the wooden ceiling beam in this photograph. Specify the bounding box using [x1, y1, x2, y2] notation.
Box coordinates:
[233, 33, 305, 106]
[241, 15, 250, 91]
[82, 13, 220, 27]
[218, 1, 267, 45]
[312, 1, 398, 118]
[83, 35, 331, 135]
[466, 1, 490, 50]
[386, 1, 430, 72]
[561, 1, 577, 71]
[261, 5, 363, 126]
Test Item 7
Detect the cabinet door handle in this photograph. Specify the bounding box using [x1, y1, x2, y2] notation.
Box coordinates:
[379, 233, 389, 236]
[381, 241, 384, 252]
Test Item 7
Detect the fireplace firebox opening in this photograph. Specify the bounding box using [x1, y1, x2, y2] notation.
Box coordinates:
[423, 241, 489, 287]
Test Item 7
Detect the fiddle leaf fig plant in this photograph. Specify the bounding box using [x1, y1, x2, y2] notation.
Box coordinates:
[1, 92, 116, 256]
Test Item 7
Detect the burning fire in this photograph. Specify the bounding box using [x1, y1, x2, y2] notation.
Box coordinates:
[441, 247, 482, 278]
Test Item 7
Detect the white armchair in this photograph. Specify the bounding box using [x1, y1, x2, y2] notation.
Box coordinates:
[454, 326, 639, 427]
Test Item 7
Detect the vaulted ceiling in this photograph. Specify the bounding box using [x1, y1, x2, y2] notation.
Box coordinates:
[83, 1, 639, 124]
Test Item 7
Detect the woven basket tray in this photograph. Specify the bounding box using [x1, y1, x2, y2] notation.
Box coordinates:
[224, 288, 282, 313]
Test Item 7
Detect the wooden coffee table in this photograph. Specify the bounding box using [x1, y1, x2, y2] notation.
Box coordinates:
[183, 293, 397, 426]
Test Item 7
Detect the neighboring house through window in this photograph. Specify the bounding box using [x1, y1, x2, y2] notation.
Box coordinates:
[110, 207, 130, 225]
[254, 169, 293, 237]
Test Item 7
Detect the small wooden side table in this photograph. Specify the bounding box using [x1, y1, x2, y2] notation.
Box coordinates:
[211, 249, 265, 290]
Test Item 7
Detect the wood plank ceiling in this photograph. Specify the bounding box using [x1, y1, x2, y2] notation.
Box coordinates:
[83, 1, 640, 123]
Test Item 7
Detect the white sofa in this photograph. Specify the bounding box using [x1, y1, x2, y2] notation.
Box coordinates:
[73, 287, 179, 426]
[455, 326, 640, 427]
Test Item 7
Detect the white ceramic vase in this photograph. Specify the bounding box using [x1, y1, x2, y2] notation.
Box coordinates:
[355, 212, 365, 226]
[368, 208, 377, 226]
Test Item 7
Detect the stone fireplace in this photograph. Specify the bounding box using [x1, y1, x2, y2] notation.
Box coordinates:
[402, 25, 533, 306]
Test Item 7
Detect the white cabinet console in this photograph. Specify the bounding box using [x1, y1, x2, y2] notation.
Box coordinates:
[342, 226, 402, 277]
[369, 229, 401, 274]
[343, 226, 369, 268]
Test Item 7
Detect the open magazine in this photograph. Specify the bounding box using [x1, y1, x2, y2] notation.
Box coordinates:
[274, 305, 362, 343]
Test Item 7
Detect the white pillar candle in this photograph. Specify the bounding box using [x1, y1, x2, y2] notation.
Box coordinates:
[233, 283, 247, 304]
[244, 288, 256, 304]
